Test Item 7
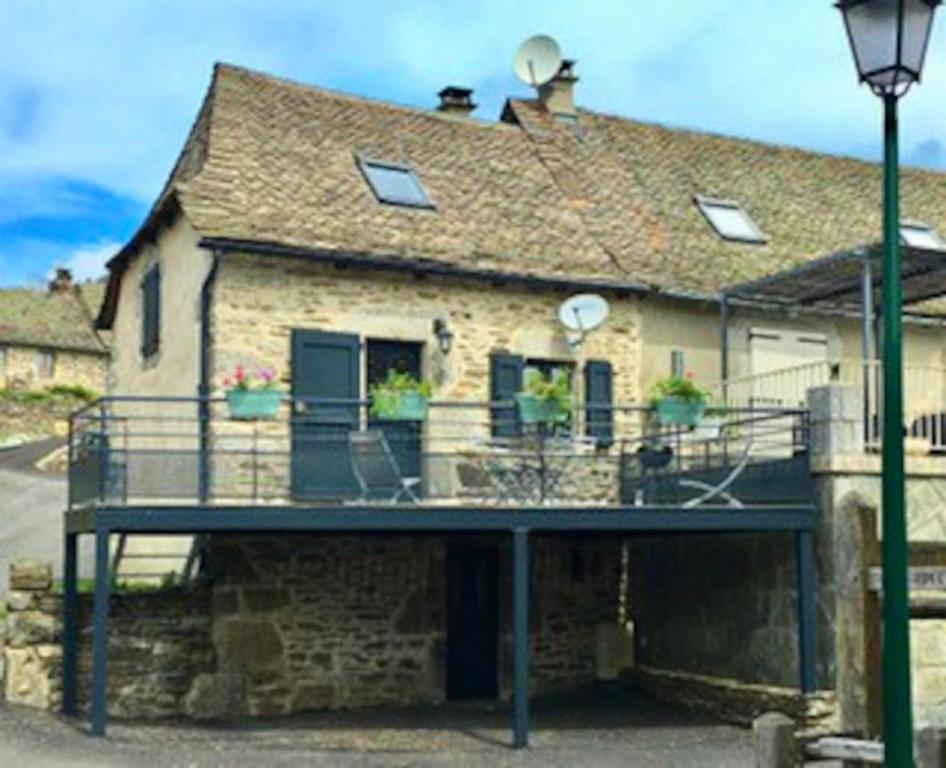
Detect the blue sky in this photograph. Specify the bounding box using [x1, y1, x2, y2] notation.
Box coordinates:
[4, 1, 946, 287]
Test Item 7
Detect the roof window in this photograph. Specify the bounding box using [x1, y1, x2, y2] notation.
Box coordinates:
[696, 196, 765, 244]
[900, 221, 946, 251]
[358, 158, 434, 209]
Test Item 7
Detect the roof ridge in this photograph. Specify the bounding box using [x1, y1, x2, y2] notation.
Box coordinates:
[580, 103, 946, 179]
[212, 62, 519, 132]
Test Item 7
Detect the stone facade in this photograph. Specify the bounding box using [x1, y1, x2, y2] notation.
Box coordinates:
[201, 533, 621, 717]
[210, 252, 640, 419]
[3, 562, 214, 717]
[0, 344, 106, 393]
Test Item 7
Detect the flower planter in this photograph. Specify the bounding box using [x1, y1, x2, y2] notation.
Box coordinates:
[371, 391, 429, 421]
[226, 389, 281, 420]
[654, 396, 706, 427]
[515, 393, 565, 425]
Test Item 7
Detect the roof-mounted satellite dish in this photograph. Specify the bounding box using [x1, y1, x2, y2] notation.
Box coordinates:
[513, 35, 563, 87]
[558, 293, 609, 349]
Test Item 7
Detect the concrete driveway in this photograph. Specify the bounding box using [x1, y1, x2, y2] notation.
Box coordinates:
[0, 684, 759, 767]
[0, 439, 94, 593]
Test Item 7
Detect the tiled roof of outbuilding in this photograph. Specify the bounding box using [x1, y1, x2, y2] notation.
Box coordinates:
[104, 62, 946, 324]
[0, 284, 107, 354]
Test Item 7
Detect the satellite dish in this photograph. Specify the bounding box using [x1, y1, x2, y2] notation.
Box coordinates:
[513, 35, 563, 87]
[558, 294, 609, 333]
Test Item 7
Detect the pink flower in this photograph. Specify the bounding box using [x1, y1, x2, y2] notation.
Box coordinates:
[259, 368, 274, 383]
[235, 365, 245, 382]
[223, 377, 232, 388]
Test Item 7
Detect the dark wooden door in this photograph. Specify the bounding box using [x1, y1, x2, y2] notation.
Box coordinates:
[446, 542, 500, 700]
[366, 339, 422, 488]
[290, 329, 360, 499]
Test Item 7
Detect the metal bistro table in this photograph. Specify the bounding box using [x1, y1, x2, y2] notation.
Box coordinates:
[481, 431, 595, 504]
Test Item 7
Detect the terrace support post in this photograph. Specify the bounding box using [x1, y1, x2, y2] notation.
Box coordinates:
[512, 527, 530, 750]
[61, 531, 79, 717]
[720, 293, 730, 404]
[860, 250, 875, 445]
[795, 529, 817, 694]
[90, 525, 111, 737]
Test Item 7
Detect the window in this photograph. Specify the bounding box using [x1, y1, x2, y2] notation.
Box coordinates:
[141, 264, 160, 359]
[695, 196, 766, 244]
[900, 221, 946, 251]
[358, 158, 434, 209]
[34, 350, 55, 379]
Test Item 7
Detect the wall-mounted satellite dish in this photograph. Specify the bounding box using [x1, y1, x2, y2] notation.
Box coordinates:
[513, 35, 563, 87]
[558, 293, 609, 349]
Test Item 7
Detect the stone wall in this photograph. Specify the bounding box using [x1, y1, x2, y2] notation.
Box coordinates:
[3, 561, 214, 717]
[628, 531, 812, 688]
[1, 344, 106, 393]
[201, 533, 621, 717]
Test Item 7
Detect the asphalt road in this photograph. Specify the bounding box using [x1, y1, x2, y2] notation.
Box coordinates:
[0, 439, 94, 593]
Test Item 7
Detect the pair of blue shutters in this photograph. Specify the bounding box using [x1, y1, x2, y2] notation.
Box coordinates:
[489, 353, 614, 445]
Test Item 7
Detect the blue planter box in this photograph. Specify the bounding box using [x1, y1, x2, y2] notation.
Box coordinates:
[515, 394, 566, 425]
[226, 389, 281, 420]
[371, 391, 429, 421]
[655, 396, 706, 427]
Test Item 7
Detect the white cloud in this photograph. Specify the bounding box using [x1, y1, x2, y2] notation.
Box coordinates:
[61, 240, 119, 282]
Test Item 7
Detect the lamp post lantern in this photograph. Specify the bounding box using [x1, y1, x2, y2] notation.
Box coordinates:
[836, 1, 941, 765]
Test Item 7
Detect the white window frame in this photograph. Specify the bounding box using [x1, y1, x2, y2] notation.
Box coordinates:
[900, 220, 946, 251]
[357, 156, 435, 210]
[695, 195, 766, 244]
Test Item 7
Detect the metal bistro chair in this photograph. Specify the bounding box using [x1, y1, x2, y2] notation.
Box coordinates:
[349, 430, 421, 503]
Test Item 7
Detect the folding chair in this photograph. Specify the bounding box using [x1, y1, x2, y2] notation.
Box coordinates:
[349, 430, 421, 503]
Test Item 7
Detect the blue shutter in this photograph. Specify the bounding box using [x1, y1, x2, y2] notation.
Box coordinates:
[489, 353, 523, 437]
[141, 266, 160, 358]
[584, 360, 614, 446]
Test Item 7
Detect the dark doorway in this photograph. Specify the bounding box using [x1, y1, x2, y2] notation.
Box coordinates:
[366, 339, 423, 491]
[446, 541, 500, 700]
[290, 329, 360, 499]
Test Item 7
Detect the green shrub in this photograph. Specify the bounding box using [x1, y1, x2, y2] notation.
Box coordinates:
[649, 375, 709, 406]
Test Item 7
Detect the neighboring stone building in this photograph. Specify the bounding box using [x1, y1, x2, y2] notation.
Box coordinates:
[80, 59, 946, 730]
[0, 269, 108, 393]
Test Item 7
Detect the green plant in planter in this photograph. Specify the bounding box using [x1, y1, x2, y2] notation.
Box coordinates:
[223, 365, 282, 420]
[369, 370, 433, 421]
[649, 374, 709, 427]
[515, 370, 572, 426]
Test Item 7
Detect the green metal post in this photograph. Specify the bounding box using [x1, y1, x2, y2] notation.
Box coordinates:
[881, 92, 914, 768]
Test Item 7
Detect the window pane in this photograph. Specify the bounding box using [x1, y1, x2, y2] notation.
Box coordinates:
[901, 223, 945, 250]
[362, 161, 432, 207]
[697, 199, 764, 243]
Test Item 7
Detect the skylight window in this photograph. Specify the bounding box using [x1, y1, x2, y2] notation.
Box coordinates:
[358, 158, 434, 209]
[695, 196, 766, 244]
[900, 221, 945, 251]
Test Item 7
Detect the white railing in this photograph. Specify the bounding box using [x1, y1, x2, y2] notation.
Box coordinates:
[714, 358, 946, 454]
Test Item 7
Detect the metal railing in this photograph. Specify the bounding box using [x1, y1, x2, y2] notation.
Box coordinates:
[716, 358, 946, 453]
[68, 395, 811, 510]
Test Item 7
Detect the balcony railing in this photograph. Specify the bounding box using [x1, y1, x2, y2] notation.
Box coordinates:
[68, 396, 811, 511]
[716, 358, 946, 453]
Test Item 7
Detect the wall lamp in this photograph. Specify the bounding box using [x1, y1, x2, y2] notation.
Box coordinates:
[433, 318, 453, 355]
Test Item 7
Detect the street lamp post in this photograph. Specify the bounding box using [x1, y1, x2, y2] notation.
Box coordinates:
[836, 2, 941, 765]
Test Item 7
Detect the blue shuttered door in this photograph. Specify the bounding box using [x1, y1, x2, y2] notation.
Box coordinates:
[490, 353, 523, 437]
[584, 360, 614, 447]
[291, 330, 360, 499]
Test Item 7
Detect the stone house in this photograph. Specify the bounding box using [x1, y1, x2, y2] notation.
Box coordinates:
[59, 60, 946, 737]
[0, 269, 107, 393]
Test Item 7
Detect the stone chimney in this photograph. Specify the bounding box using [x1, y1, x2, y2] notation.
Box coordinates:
[539, 59, 578, 119]
[437, 86, 476, 117]
[47, 267, 74, 294]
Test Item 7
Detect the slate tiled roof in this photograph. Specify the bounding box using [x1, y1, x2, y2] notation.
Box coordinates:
[104, 62, 946, 323]
[0, 284, 107, 354]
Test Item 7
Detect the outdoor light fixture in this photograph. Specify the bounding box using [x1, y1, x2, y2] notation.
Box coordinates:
[837, 1, 941, 764]
[433, 318, 453, 355]
[838, 0, 940, 96]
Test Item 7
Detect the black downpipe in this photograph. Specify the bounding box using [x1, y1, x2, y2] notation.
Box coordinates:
[197, 252, 220, 503]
